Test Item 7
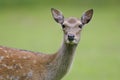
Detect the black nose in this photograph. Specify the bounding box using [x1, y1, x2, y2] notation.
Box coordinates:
[68, 34, 75, 41]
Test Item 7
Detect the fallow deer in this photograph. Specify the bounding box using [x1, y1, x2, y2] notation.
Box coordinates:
[0, 8, 93, 80]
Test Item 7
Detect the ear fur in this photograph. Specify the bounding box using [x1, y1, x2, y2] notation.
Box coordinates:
[51, 8, 64, 24]
[81, 9, 93, 24]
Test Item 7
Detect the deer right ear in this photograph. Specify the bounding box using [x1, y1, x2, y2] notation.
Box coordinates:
[51, 8, 64, 24]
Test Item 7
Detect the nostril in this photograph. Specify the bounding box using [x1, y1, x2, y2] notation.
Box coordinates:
[68, 34, 75, 41]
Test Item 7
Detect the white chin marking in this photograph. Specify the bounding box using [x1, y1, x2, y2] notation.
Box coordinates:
[66, 40, 78, 45]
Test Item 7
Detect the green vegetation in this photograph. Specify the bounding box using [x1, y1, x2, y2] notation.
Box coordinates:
[0, 0, 120, 80]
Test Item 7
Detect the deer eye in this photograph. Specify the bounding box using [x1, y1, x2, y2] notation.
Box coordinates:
[79, 25, 82, 28]
[62, 25, 66, 28]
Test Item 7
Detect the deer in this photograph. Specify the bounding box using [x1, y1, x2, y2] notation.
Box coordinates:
[0, 8, 93, 80]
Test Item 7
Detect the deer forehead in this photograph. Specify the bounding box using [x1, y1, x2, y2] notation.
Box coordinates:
[64, 17, 82, 27]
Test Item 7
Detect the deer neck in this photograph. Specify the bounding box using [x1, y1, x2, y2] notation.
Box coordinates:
[57, 41, 77, 60]
[47, 41, 78, 80]
[57, 41, 77, 69]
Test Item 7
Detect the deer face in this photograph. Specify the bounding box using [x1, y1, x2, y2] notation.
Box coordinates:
[51, 8, 93, 45]
[62, 17, 82, 44]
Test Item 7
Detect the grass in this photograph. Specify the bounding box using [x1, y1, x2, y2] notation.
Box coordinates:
[0, 5, 120, 80]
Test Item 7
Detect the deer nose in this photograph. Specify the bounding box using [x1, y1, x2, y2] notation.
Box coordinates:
[68, 34, 75, 41]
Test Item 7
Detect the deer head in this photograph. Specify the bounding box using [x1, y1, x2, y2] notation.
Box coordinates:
[51, 8, 93, 45]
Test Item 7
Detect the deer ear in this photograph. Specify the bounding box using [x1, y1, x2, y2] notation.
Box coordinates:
[81, 9, 93, 24]
[51, 8, 64, 24]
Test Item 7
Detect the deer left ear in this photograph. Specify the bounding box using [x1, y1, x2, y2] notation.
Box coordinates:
[81, 9, 93, 24]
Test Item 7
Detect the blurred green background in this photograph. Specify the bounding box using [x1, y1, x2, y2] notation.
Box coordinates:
[0, 0, 120, 80]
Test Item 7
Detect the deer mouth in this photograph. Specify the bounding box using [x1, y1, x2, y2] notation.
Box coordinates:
[66, 38, 78, 45]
